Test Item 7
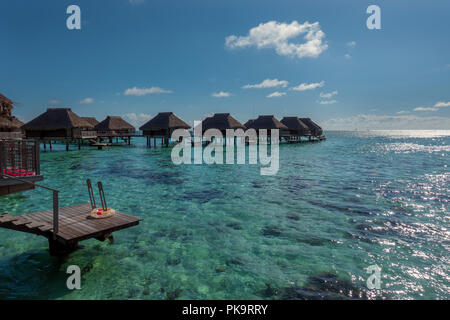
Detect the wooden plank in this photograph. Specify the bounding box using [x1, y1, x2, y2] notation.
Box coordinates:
[25, 221, 48, 229]
[1, 204, 142, 244]
[0, 214, 20, 224]
[12, 217, 33, 226]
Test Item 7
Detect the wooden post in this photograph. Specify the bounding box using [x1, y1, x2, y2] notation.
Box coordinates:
[78, 139, 81, 150]
[43, 141, 46, 151]
[49, 140, 52, 151]
[66, 140, 69, 151]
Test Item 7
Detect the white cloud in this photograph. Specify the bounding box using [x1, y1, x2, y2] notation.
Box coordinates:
[396, 110, 409, 114]
[291, 81, 325, 91]
[414, 107, 438, 112]
[80, 97, 94, 104]
[225, 20, 328, 59]
[319, 90, 338, 99]
[242, 78, 288, 89]
[129, 0, 144, 5]
[124, 86, 172, 96]
[267, 91, 286, 98]
[48, 99, 61, 105]
[347, 41, 356, 48]
[211, 91, 232, 98]
[434, 101, 450, 108]
[322, 114, 450, 130]
[345, 53, 351, 59]
[317, 99, 337, 105]
[123, 113, 152, 128]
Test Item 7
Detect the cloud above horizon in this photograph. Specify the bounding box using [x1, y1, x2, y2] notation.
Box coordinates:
[226, 20, 327, 59]
[320, 90, 338, 99]
[211, 91, 232, 98]
[322, 114, 450, 130]
[128, 0, 144, 5]
[80, 97, 94, 104]
[317, 99, 337, 105]
[124, 86, 172, 96]
[412, 101, 450, 112]
[48, 99, 61, 105]
[434, 101, 450, 108]
[242, 78, 288, 89]
[267, 91, 286, 98]
[291, 81, 325, 91]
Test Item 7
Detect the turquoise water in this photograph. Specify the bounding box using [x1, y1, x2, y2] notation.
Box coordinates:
[0, 131, 448, 300]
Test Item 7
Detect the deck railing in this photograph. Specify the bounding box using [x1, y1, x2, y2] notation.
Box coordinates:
[0, 140, 40, 176]
[1, 174, 59, 239]
[73, 130, 98, 139]
[96, 130, 136, 137]
[0, 132, 23, 140]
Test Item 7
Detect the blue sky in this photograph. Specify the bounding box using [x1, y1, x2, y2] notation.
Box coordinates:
[1, 0, 449, 129]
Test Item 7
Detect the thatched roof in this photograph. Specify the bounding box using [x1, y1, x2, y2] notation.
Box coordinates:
[82, 117, 100, 127]
[202, 113, 245, 131]
[245, 115, 288, 130]
[299, 118, 323, 135]
[281, 117, 310, 134]
[0, 93, 13, 118]
[22, 108, 94, 131]
[95, 116, 135, 131]
[139, 112, 190, 131]
[0, 117, 16, 130]
[244, 119, 255, 128]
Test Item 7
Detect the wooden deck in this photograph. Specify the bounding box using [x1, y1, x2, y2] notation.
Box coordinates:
[0, 204, 142, 254]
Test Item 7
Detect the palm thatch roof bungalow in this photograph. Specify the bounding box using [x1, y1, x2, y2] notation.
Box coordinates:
[95, 116, 135, 144]
[0, 94, 43, 194]
[280, 117, 311, 142]
[198, 113, 246, 144]
[299, 118, 323, 137]
[245, 115, 288, 142]
[22, 108, 96, 150]
[201, 113, 245, 134]
[139, 112, 190, 147]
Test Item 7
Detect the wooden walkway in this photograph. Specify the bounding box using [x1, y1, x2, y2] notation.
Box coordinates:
[0, 204, 142, 254]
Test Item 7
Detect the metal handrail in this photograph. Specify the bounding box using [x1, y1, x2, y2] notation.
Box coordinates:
[1, 174, 59, 239]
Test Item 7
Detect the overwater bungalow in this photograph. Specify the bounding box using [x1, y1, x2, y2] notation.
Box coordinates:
[280, 117, 311, 142]
[95, 116, 135, 144]
[299, 117, 324, 139]
[245, 115, 288, 142]
[22, 108, 97, 150]
[139, 112, 190, 147]
[201, 113, 245, 134]
[0, 94, 43, 195]
[200, 113, 246, 144]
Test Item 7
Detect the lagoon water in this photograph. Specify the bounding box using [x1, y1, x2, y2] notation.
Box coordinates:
[0, 131, 448, 299]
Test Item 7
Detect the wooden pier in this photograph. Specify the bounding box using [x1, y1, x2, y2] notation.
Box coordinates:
[0, 204, 142, 255]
